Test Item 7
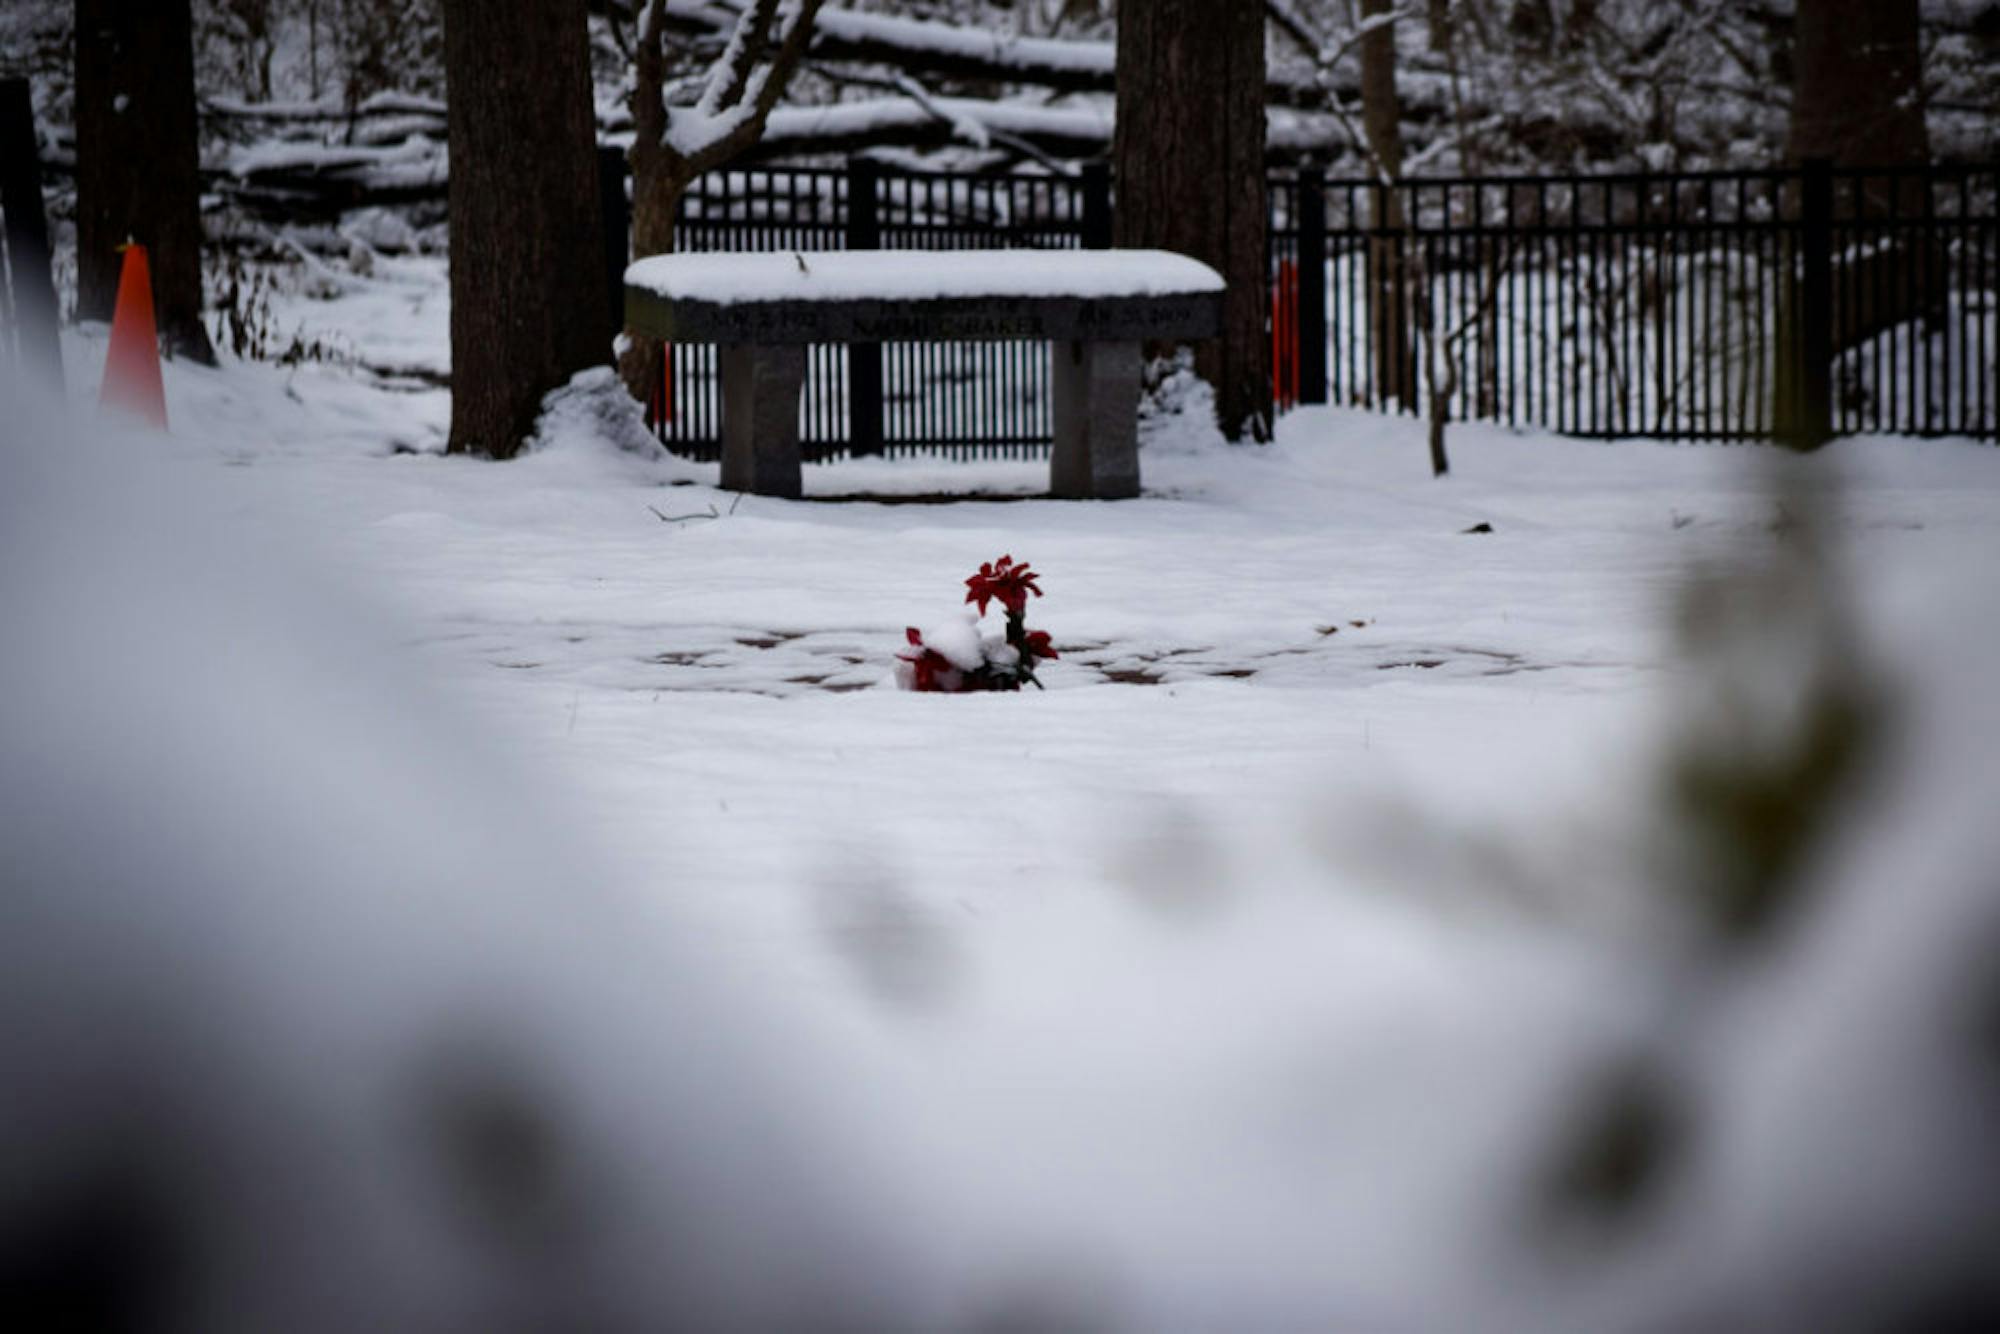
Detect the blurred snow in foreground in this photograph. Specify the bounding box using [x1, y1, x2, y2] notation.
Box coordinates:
[0, 385, 921, 1329]
[3, 355, 1998, 1328]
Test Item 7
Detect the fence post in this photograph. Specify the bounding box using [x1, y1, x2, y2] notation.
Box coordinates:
[1297, 164, 1327, 404]
[1081, 161, 1112, 249]
[596, 146, 630, 355]
[1, 77, 64, 391]
[846, 155, 884, 456]
[1796, 157, 1835, 448]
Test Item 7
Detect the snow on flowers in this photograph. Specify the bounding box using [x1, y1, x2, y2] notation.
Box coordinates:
[896, 555, 1059, 693]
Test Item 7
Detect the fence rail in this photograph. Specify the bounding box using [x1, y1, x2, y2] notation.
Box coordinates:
[630, 157, 1997, 458]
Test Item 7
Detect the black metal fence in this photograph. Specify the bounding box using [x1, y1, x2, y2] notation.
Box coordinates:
[651, 160, 1104, 461]
[1319, 161, 1998, 442]
[638, 157, 1997, 457]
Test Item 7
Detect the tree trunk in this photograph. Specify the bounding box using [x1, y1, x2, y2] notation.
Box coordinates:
[1786, 0, 1930, 294]
[1358, 0, 1406, 182]
[74, 0, 215, 364]
[1779, 0, 1931, 444]
[1358, 0, 1413, 409]
[616, 164, 694, 415]
[1425, 301, 1452, 476]
[1113, 0, 1269, 442]
[1427, 0, 1451, 52]
[442, 0, 609, 459]
[1787, 0, 1927, 174]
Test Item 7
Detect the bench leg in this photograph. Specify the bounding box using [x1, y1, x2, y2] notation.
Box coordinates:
[719, 344, 806, 498]
[1049, 339, 1141, 500]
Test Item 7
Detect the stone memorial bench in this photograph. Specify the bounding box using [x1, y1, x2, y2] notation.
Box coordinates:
[623, 249, 1224, 500]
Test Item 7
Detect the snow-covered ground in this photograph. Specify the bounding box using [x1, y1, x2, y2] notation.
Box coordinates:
[8, 258, 2000, 1327]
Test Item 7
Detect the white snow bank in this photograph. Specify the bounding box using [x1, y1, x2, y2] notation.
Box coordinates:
[626, 247, 1224, 303]
[527, 366, 664, 463]
[0, 379, 932, 1327]
[31, 253, 2000, 1327]
[913, 610, 986, 672]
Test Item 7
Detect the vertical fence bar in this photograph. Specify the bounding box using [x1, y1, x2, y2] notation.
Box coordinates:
[1977, 163, 1992, 438]
[1619, 180, 1635, 434]
[1957, 169, 1970, 436]
[1797, 158, 1835, 447]
[1670, 178, 1684, 436]
[1917, 169, 1935, 432]
[845, 156, 884, 456]
[1370, 183, 1385, 410]
[1712, 185, 1728, 436]
[1534, 183, 1548, 430]
[1875, 173, 1890, 434]
[1082, 161, 1112, 250]
[1599, 181, 1615, 435]
[1648, 176, 1665, 433]
[1552, 180, 1568, 434]
[1887, 169, 1904, 433]
[1569, 182, 1584, 433]
[1440, 184, 1456, 418]
[1298, 164, 1327, 404]
[1755, 178, 1770, 439]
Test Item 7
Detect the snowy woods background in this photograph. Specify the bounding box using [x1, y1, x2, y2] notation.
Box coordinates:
[4, 2, 2000, 1329]
[4, 1, 1997, 220]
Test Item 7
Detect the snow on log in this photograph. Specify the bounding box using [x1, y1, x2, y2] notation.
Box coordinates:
[721, 98, 1352, 165]
[744, 95, 1113, 160]
[202, 96, 1358, 215]
[661, 0, 1338, 108]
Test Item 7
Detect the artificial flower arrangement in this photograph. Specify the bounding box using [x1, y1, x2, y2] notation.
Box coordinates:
[896, 555, 1059, 692]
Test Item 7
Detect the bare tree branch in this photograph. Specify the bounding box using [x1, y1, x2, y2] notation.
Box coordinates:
[684, 0, 827, 174]
[631, 0, 668, 176]
[1265, 0, 1324, 59]
[1418, 239, 1518, 476]
[703, 0, 778, 115]
[599, 0, 634, 62]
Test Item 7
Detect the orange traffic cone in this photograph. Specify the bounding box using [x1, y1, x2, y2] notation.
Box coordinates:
[100, 242, 168, 430]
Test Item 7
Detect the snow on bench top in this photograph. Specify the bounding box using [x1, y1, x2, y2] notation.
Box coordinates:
[625, 249, 1225, 304]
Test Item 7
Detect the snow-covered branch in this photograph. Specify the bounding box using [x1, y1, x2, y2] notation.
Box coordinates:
[633, 0, 827, 178]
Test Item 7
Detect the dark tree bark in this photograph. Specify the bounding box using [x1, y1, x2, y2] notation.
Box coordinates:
[442, 0, 608, 459]
[74, 0, 215, 364]
[1358, 0, 1414, 409]
[1777, 0, 1931, 446]
[1787, 0, 1927, 172]
[1114, 0, 1270, 442]
[1427, 0, 1450, 52]
[1358, 0, 1406, 181]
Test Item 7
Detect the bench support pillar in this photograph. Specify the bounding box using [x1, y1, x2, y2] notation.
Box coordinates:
[1049, 339, 1141, 500]
[719, 344, 806, 498]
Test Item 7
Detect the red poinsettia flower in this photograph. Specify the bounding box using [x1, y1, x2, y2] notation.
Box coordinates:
[1022, 630, 1059, 661]
[898, 627, 965, 693]
[965, 554, 1043, 617]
